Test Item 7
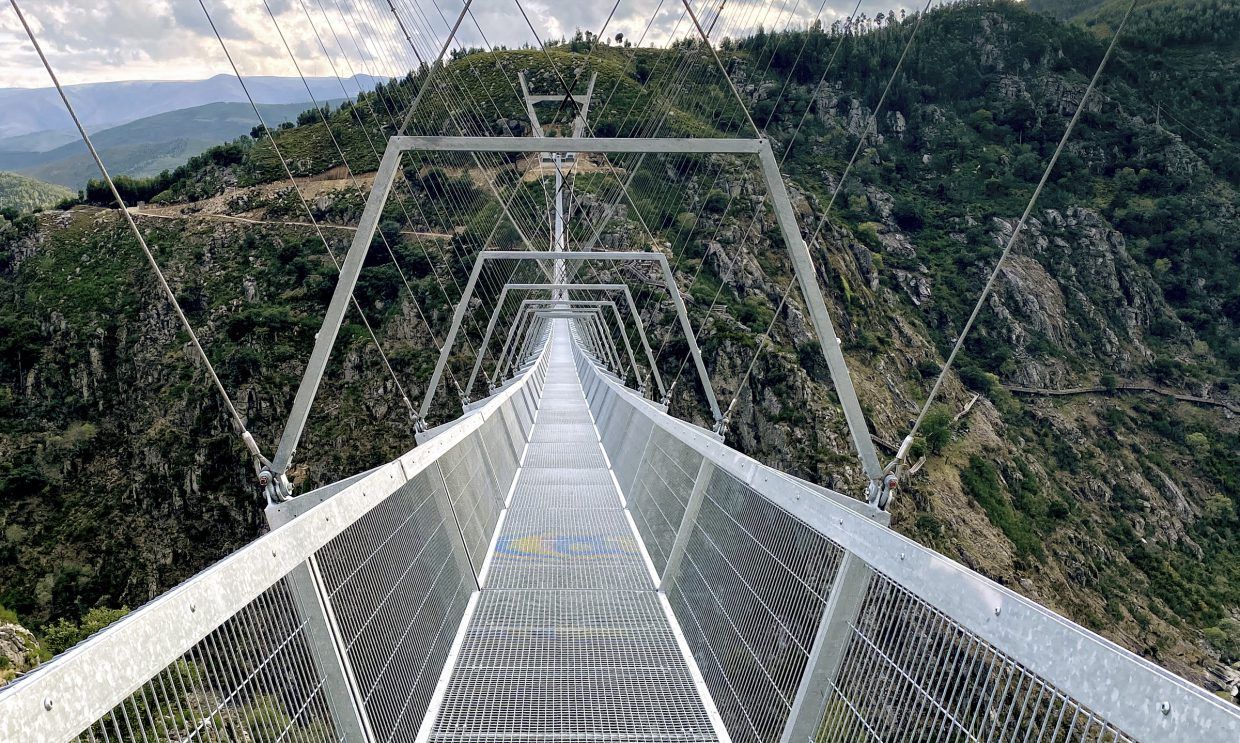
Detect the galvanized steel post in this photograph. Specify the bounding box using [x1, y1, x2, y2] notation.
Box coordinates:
[265, 507, 375, 742]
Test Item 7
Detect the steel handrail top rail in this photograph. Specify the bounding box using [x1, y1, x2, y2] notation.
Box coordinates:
[0, 339, 554, 743]
[572, 341, 1240, 743]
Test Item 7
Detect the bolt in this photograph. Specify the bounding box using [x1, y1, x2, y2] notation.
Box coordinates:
[189, 602, 196, 613]
[1159, 701, 1171, 716]
[899, 553, 906, 561]
[43, 698, 53, 711]
[993, 606, 1002, 617]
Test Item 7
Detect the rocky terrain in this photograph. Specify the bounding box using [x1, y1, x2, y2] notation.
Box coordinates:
[0, 0, 1236, 699]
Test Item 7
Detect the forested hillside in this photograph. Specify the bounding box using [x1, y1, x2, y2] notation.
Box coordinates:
[0, 172, 71, 213]
[0, 0, 1236, 696]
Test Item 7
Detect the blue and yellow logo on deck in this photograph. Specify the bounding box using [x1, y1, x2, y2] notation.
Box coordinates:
[497, 533, 638, 559]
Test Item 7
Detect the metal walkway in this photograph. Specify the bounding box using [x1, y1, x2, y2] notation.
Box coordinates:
[428, 324, 724, 742]
[3, 319, 1238, 743]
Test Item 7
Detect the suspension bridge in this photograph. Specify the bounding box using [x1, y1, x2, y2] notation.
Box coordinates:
[2, 0, 1239, 741]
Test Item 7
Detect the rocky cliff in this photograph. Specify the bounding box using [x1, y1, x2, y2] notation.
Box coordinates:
[0, 0, 1236, 698]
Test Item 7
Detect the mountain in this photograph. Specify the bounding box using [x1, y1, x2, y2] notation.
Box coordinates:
[0, 130, 78, 154]
[0, 74, 386, 141]
[0, 0, 1237, 696]
[0, 100, 345, 189]
[0, 172, 71, 212]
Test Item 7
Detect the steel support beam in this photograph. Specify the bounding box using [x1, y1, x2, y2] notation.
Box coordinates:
[780, 554, 875, 743]
[660, 459, 715, 591]
[592, 312, 624, 373]
[755, 144, 884, 492]
[495, 305, 538, 384]
[418, 256, 488, 420]
[273, 144, 403, 478]
[265, 508, 374, 742]
[388, 136, 763, 155]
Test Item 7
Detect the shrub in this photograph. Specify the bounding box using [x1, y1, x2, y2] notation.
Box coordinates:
[961, 457, 1042, 558]
[920, 406, 954, 454]
[41, 606, 130, 655]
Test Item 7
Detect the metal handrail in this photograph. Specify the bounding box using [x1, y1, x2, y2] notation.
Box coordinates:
[0, 338, 554, 743]
[570, 333, 1240, 743]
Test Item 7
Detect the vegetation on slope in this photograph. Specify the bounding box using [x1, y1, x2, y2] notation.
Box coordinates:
[0, 0, 1236, 690]
[0, 172, 72, 213]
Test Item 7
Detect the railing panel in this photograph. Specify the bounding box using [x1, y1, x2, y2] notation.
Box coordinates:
[513, 386, 535, 433]
[820, 571, 1134, 742]
[595, 389, 624, 453]
[498, 405, 526, 464]
[480, 411, 519, 489]
[665, 469, 845, 743]
[573, 335, 1238, 743]
[72, 579, 338, 743]
[314, 468, 471, 743]
[612, 413, 654, 496]
[627, 427, 704, 572]
[438, 435, 504, 569]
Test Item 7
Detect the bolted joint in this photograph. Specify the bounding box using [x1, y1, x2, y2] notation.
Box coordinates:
[413, 414, 429, 434]
[711, 416, 728, 438]
[258, 466, 293, 504]
[868, 471, 899, 511]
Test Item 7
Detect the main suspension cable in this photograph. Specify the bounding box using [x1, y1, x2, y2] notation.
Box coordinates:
[9, 0, 271, 471]
[895, 0, 1138, 464]
[713, 0, 934, 427]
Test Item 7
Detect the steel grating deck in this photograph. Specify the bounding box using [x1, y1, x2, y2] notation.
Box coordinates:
[428, 325, 723, 742]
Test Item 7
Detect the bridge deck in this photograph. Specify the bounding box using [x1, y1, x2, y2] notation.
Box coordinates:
[428, 326, 723, 742]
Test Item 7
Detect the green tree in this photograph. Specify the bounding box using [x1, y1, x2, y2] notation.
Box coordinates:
[920, 406, 954, 454]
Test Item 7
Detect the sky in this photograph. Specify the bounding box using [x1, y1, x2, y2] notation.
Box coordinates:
[0, 0, 920, 89]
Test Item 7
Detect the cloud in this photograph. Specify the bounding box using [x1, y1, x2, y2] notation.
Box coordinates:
[2, 0, 924, 88]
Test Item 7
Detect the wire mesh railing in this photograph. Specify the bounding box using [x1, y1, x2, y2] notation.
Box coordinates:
[5, 316, 1238, 743]
[0, 339, 551, 743]
[73, 579, 339, 743]
[819, 571, 1137, 742]
[573, 329, 1240, 743]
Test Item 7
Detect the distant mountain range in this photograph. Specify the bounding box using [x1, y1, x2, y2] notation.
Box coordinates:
[0, 100, 344, 189]
[0, 74, 384, 190]
[0, 74, 385, 141]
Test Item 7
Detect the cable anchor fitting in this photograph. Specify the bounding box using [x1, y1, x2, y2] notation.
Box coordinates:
[868, 465, 901, 511]
[257, 466, 294, 505]
[244, 431, 291, 504]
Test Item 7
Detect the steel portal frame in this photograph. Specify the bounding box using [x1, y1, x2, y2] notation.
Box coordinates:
[271, 136, 883, 499]
[465, 283, 665, 401]
[497, 301, 636, 383]
[416, 250, 721, 428]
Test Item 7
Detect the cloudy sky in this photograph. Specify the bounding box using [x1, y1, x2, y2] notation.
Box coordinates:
[1, 0, 919, 89]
